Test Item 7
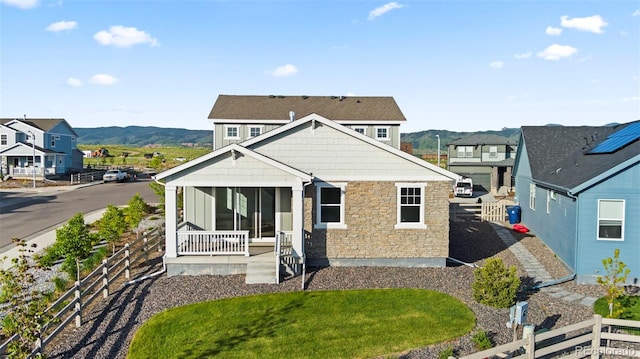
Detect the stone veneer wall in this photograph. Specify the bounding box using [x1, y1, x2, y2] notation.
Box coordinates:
[303, 181, 450, 263]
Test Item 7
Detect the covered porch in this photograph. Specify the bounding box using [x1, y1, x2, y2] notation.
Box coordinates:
[0, 144, 66, 179]
[157, 144, 312, 279]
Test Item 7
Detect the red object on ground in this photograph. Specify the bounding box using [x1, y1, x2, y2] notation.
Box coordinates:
[513, 224, 529, 233]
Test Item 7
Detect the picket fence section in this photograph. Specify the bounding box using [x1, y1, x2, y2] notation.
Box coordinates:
[452, 201, 509, 222]
[0, 227, 163, 358]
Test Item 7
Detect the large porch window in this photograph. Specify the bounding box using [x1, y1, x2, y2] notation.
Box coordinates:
[215, 187, 276, 239]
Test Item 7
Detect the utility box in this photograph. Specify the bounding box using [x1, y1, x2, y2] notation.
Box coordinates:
[515, 301, 528, 325]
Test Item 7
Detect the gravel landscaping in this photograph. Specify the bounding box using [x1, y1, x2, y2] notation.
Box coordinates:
[44, 219, 604, 359]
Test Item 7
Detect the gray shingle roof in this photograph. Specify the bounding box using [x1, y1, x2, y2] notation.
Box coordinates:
[448, 134, 517, 146]
[208, 95, 406, 122]
[0, 118, 77, 136]
[521, 121, 640, 191]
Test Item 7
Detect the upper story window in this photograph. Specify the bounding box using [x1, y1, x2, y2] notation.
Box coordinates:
[224, 125, 240, 140]
[248, 126, 263, 138]
[395, 183, 427, 229]
[375, 127, 390, 141]
[457, 146, 474, 158]
[315, 183, 347, 229]
[353, 126, 366, 135]
[0, 134, 7, 145]
[51, 135, 60, 147]
[597, 199, 624, 241]
[489, 146, 498, 158]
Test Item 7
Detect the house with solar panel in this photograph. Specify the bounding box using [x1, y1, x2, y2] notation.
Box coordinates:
[154, 95, 460, 282]
[513, 120, 640, 284]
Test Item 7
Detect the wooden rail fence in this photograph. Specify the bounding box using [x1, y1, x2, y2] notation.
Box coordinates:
[456, 314, 640, 358]
[0, 227, 163, 358]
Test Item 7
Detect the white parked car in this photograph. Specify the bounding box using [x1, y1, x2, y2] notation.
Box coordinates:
[103, 169, 129, 183]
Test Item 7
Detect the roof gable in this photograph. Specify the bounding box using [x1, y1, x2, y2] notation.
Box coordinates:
[208, 95, 406, 123]
[521, 121, 640, 192]
[243, 113, 460, 181]
[0, 118, 78, 137]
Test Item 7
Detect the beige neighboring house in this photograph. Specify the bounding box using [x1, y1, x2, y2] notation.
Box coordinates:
[155, 95, 459, 283]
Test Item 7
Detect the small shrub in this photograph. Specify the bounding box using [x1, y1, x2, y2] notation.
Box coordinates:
[52, 276, 70, 294]
[438, 345, 455, 359]
[81, 247, 108, 274]
[472, 330, 493, 350]
[472, 258, 521, 308]
[98, 204, 127, 253]
[125, 193, 149, 233]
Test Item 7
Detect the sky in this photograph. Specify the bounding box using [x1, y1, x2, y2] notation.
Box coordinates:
[0, 0, 638, 133]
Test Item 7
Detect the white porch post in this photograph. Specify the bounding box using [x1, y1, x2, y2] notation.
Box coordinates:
[165, 185, 178, 258]
[292, 179, 304, 258]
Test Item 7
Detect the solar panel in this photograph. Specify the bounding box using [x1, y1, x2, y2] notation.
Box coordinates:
[588, 122, 640, 154]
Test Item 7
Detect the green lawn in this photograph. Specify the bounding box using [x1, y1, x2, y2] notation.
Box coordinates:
[128, 289, 475, 359]
[594, 295, 640, 320]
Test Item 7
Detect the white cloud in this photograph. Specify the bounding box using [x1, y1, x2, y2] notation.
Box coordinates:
[622, 96, 640, 102]
[490, 61, 504, 69]
[560, 15, 608, 34]
[537, 44, 578, 60]
[0, 0, 38, 9]
[89, 74, 118, 85]
[346, 92, 356, 96]
[368, 2, 404, 21]
[66, 77, 82, 87]
[46, 20, 77, 32]
[268, 64, 298, 77]
[94, 26, 159, 48]
[620, 31, 628, 36]
[632, 10, 640, 16]
[545, 26, 562, 36]
[514, 52, 532, 59]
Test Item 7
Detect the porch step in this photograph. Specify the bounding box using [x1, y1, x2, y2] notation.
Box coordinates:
[245, 261, 277, 284]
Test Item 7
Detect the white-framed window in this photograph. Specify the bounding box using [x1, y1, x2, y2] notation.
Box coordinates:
[315, 182, 347, 229]
[529, 183, 536, 210]
[248, 126, 263, 138]
[597, 199, 624, 241]
[0, 134, 7, 145]
[457, 146, 474, 158]
[224, 125, 240, 140]
[395, 183, 427, 229]
[51, 135, 60, 147]
[375, 127, 390, 141]
[353, 126, 367, 135]
[489, 146, 498, 158]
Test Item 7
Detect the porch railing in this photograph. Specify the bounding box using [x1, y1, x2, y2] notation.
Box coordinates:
[177, 225, 249, 256]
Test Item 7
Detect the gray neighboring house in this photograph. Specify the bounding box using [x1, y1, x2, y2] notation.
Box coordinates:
[155, 95, 460, 282]
[0, 118, 83, 179]
[447, 134, 518, 193]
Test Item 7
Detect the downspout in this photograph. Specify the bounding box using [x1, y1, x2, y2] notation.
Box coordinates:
[123, 255, 167, 286]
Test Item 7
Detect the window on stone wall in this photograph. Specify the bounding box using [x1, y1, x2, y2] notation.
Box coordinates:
[395, 183, 427, 229]
[597, 199, 624, 241]
[315, 183, 347, 229]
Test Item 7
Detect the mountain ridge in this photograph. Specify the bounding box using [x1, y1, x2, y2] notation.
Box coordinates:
[76, 125, 521, 153]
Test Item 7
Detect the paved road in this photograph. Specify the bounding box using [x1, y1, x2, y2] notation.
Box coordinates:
[0, 179, 157, 252]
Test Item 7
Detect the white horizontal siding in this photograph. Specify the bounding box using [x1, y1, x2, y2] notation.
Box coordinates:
[249, 121, 450, 181]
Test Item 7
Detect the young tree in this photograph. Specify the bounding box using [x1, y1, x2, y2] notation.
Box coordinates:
[148, 181, 165, 214]
[98, 205, 127, 253]
[56, 213, 94, 279]
[125, 193, 148, 236]
[0, 239, 52, 358]
[597, 249, 631, 318]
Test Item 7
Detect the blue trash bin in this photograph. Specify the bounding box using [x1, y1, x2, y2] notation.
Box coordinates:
[508, 205, 521, 224]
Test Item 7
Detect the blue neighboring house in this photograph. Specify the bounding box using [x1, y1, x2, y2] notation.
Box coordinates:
[0, 118, 84, 179]
[513, 120, 640, 285]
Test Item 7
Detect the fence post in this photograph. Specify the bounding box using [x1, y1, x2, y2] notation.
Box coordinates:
[591, 314, 602, 358]
[125, 244, 131, 279]
[143, 236, 149, 263]
[74, 281, 82, 327]
[102, 259, 109, 299]
[526, 331, 535, 359]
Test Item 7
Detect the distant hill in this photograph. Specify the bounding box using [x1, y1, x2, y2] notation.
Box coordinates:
[75, 125, 520, 152]
[76, 126, 212, 147]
